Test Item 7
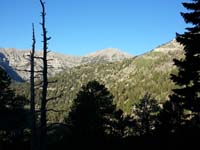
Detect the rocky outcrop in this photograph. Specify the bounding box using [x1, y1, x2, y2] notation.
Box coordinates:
[153, 39, 184, 53]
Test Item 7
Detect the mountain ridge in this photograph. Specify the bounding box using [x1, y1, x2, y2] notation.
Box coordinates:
[0, 39, 183, 82]
[0, 47, 133, 81]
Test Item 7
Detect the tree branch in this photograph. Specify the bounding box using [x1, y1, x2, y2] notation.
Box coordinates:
[46, 94, 63, 103]
[46, 109, 65, 113]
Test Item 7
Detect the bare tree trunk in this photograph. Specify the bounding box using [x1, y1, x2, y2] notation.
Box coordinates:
[30, 23, 37, 150]
[39, 0, 50, 150]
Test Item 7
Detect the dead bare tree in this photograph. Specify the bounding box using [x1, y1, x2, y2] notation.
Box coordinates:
[30, 23, 37, 150]
[39, 0, 51, 150]
[17, 2, 54, 149]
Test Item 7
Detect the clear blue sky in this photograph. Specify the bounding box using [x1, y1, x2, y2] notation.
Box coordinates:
[0, 0, 190, 56]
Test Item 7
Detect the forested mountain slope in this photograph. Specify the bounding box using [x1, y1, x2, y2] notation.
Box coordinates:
[13, 39, 184, 123]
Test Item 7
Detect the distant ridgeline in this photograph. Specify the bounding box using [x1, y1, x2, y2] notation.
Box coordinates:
[0, 47, 132, 81]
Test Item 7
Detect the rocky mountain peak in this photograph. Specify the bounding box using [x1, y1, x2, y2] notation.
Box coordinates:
[84, 48, 132, 62]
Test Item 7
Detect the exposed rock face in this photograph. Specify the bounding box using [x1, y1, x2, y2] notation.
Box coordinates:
[153, 39, 184, 53]
[0, 48, 132, 81]
[83, 48, 132, 63]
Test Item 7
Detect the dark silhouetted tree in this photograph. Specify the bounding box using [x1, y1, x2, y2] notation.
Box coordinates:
[0, 67, 12, 105]
[0, 67, 28, 144]
[170, 0, 200, 125]
[112, 109, 134, 138]
[66, 80, 116, 145]
[132, 93, 160, 136]
[156, 100, 181, 136]
[30, 23, 37, 150]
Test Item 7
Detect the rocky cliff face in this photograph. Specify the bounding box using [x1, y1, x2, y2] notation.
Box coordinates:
[0, 48, 132, 81]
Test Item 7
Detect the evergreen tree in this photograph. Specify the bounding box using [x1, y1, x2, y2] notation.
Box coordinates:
[0, 67, 28, 144]
[66, 80, 116, 143]
[156, 100, 181, 136]
[170, 0, 200, 124]
[132, 93, 160, 136]
[112, 109, 134, 138]
[0, 67, 12, 109]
